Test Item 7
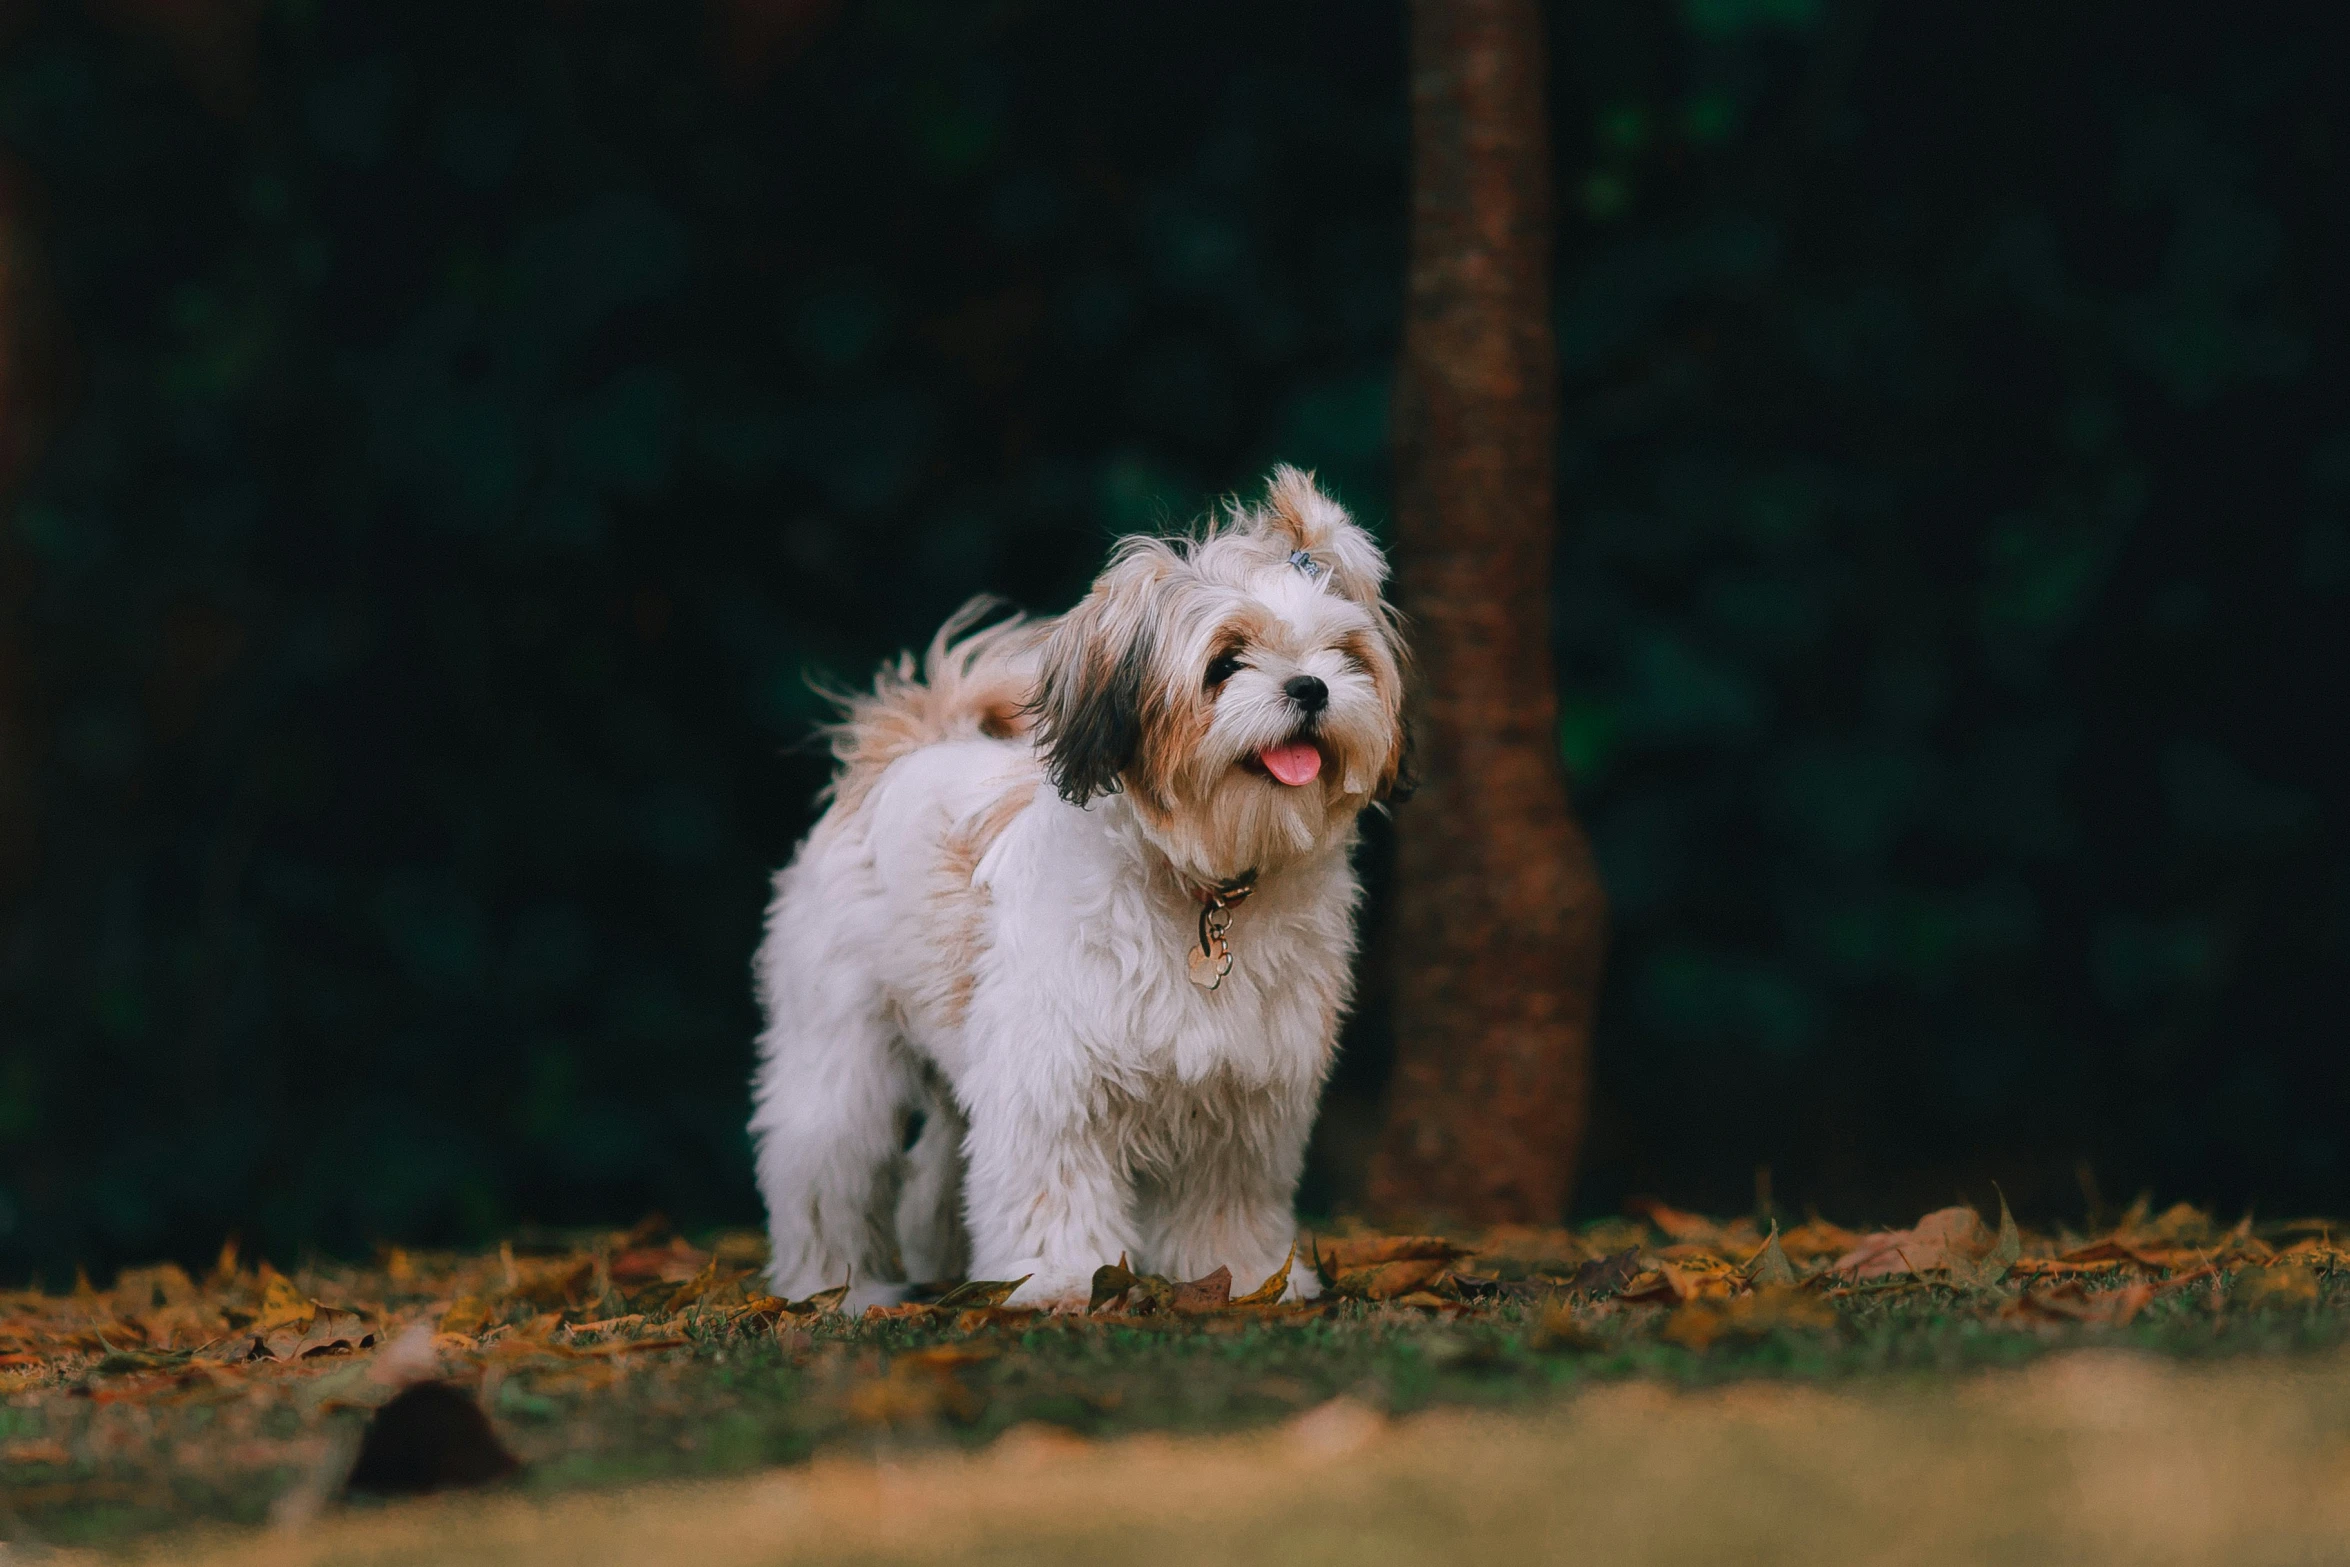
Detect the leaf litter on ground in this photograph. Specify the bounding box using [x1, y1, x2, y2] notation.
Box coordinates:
[0, 1203, 2344, 1549]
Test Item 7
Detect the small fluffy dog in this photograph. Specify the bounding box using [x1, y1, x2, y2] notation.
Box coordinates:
[750, 467, 1407, 1307]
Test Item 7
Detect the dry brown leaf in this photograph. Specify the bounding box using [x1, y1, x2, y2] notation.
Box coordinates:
[1089, 1256, 1137, 1313]
[1746, 1225, 1799, 1288]
[932, 1277, 1030, 1310]
[1171, 1266, 1233, 1313]
[1662, 1286, 1836, 1350]
[1389, 1291, 1459, 1312]
[252, 1305, 374, 1362]
[610, 1238, 707, 1286]
[439, 1297, 496, 1338]
[510, 1258, 596, 1310]
[2232, 1262, 2321, 1310]
[1833, 1207, 1992, 1279]
[1775, 1218, 1864, 1261]
[1311, 1235, 1469, 1273]
[1563, 1248, 1641, 1298]
[2004, 1281, 2156, 1328]
[252, 1266, 311, 1333]
[2058, 1240, 2180, 1271]
[952, 1306, 1042, 1332]
[662, 1258, 729, 1314]
[1230, 1250, 1293, 1307]
[862, 1302, 942, 1323]
[1330, 1257, 1452, 1301]
[1530, 1303, 1607, 1352]
[1624, 1198, 1720, 1244]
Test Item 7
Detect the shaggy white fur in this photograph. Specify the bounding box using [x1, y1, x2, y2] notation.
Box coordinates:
[750, 468, 1408, 1309]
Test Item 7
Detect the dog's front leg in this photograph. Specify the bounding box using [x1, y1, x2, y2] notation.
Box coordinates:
[960, 1102, 1135, 1311]
[1139, 1092, 1322, 1303]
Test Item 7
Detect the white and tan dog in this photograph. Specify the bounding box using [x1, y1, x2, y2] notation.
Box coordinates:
[750, 468, 1407, 1308]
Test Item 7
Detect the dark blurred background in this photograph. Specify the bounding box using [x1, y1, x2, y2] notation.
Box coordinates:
[0, 0, 2342, 1283]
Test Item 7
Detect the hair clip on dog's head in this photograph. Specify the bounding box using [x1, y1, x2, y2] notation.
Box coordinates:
[1288, 549, 1320, 579]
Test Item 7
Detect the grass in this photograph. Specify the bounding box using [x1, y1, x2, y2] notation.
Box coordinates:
[1, 1208, 2345, 1554]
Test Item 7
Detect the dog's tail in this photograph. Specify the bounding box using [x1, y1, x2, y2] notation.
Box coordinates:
[816, 596, 1045, 814]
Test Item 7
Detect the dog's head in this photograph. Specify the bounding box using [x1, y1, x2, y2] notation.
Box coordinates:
[1032, 467, 1408, 881]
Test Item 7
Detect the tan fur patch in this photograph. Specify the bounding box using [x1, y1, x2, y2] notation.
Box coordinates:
[823, 601, 1044, 817]
[915, 772, 1038, 1032]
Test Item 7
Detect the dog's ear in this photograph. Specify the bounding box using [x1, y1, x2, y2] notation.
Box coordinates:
[1032, 543, 1170, 806]
[1246, 465, 1390, 609]
[1377, 715, 1418, 806]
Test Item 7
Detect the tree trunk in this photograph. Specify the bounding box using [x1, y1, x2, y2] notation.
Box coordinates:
[1368, 0, 1608, 1226]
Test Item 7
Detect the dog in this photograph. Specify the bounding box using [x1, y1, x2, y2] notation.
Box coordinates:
[749, 467, 1408, 1308]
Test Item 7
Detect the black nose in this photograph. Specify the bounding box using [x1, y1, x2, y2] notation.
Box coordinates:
[1284, 675, 1328, 714]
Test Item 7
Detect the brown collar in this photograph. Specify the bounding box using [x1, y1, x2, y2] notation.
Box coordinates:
[1186, 870, 1258, 910]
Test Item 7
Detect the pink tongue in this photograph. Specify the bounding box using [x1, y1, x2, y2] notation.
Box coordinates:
[1259, 741, 1323, 786]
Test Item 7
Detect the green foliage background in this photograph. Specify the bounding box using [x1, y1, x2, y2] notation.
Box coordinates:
[0, 0, 2341, 1279]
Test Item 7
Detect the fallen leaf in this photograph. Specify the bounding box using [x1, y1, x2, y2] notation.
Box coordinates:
[2232, 1262, 2321, 1310]
[732, 1296, 794, 1330]
[1624, 1197, 1720, 1244]
[794, 1284, 850, 1316]
[932, 1277, 1031, 1310]
[1089, 1257, 1137, 1313]
[663, 1258, 738, 1314]
[252, 1267, 311, 1334]
[439, 1297, 496, 1338]
[1618, 1267, 1681, 1305]
[2058, 1240, 2175, 1271]
[1833, 1207, 1992, 1280]
[1389, 1291, 1458, 1311]
[1662, 1286, 1836, 1351]
[1947, 1192, 2021, 1292]
[1774, 1218, 1863, 1261]
[1310, 1235, 1469, 1275]
[862, 1302, 941, 1323]
[2132, 1201, 2219, 1249]
[846, 1356, 985, 1425]
[1171, 1266, 1233, 1313]
[509, 1258, 595, 1311]
[953, 1307, 1042, 1332]
[1329, 1257, 1452, 1301]
[1530, 1304, 1607, 1352]
[1230, 1250, 1293, 1307]
[1564, 1248, 1641, 1299]
[2003, 1280, 2155, 1328]
[609, 1238, 707, 1286]
[253, 1306, 374, 1362]
[1745, 1224, 1798, 1288]
[113, 1264, 197, 1312]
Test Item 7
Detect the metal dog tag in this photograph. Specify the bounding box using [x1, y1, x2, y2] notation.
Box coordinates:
[1189, 901, 1236, 991]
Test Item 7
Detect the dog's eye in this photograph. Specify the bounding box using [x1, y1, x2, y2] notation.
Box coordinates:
[1205, 652, 1245, 688]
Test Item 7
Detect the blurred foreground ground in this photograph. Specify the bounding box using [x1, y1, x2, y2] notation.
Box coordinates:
[131, 1346, 2350, 1567]
[4, 1207, 2342, 1554]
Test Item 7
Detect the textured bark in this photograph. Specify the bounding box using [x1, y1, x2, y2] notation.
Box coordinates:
[1368, 0, 1608, 1225]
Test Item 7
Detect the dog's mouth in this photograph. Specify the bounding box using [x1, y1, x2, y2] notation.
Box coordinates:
[1241, 736, 1327, 787]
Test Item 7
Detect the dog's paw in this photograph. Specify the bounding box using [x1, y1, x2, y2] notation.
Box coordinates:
[1001, 1264, 1097, 1314]
[844, 1279, 913, 1313]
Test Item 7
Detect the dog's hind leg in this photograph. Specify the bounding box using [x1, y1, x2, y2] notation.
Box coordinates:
[749, 871, 911, 1306]
[894, 1070, 969, 1286]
